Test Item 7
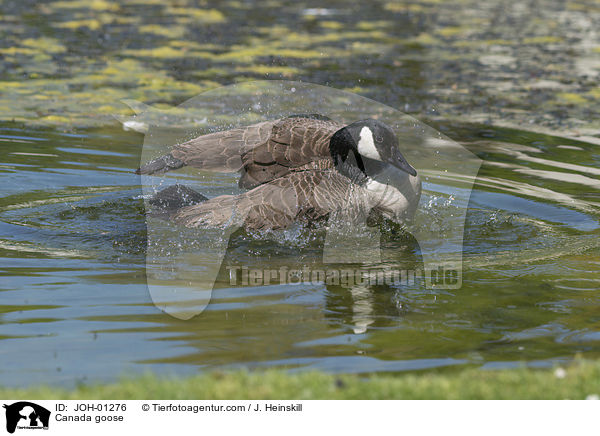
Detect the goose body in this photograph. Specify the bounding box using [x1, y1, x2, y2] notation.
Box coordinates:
[138, 115, 421, 230]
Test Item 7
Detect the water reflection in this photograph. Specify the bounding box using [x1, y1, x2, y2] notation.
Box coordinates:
[212, 224, 423, 334]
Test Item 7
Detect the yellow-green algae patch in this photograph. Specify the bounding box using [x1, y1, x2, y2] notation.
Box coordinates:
[320, 21, 343, 30]
[168, 41, 222, 51]
[50, 0, 120, 11]
[54, 19, 103, 30]
[588, 88, 600, 99]
[556, 92, 589, 105]
[122, 46, 196, 59]
[523, 36, 563, 44]
[165, 7, 226, 24]
[138, 25, 187, 39]
[215, 46, 324, 62]
[233, 65, 300, 77]
[21, 38, 67, 54]
[356, 21, 393, 31]
[0, 47, 38, 56]
[436, 26, 472, 37]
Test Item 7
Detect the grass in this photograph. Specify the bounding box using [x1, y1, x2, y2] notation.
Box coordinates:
[2, 361, 600, 399]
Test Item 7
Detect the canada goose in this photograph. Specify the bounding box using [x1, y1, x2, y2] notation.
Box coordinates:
[137, 115, 421, 230]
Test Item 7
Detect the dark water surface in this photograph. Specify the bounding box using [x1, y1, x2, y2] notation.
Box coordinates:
[1, 0, 600, 387]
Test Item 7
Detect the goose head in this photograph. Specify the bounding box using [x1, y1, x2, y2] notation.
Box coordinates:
[330, 119, 421, 221]
[329, 119, 417, 177]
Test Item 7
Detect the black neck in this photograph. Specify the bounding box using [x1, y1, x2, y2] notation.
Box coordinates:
[329, 128, 352, 167]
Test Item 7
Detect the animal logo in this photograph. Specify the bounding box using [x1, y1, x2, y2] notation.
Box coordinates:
[3, 402, 50, 434]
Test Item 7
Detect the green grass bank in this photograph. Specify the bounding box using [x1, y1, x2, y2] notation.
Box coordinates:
[2, 361, 600, 400]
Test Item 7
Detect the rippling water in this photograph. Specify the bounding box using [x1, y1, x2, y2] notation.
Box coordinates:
[1, 120, 598, 387]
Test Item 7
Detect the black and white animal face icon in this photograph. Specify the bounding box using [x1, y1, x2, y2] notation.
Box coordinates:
[3, 402, 51, 434]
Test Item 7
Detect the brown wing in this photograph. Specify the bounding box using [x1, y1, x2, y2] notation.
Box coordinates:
[238, 117, 342, 189]
[172, 168, 357, 230]
[137, 120, 278, 175]
[137, 116, 341, 181]
[171, 120, 277, 172]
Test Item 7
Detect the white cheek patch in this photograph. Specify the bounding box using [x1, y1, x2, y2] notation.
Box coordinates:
[357, 126, 382, 161]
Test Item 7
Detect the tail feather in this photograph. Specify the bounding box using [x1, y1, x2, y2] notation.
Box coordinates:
[136, 154, 185, 175]
[148, 184, 207, 216]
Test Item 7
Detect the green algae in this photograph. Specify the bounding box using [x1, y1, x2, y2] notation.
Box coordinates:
[557, 92, 590, 105]
[51, 0, 121, 12]
[0, 0, 598, 133]
[138, 25, 187, 39]
[164, 7, 226, 24]
[522, 36, 564, 44]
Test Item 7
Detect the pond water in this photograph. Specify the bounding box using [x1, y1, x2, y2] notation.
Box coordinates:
[1, 0, 600, 387]
[1, 118, 599, 387]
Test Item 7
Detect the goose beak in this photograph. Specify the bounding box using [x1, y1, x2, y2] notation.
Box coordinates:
[388, 147, 417, 176]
